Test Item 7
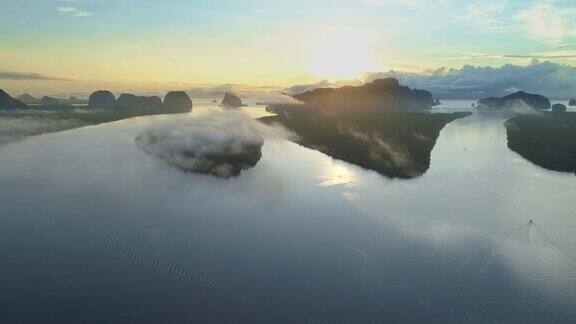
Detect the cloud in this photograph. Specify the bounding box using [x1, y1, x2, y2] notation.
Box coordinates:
[462, 1, 509, 32]
[185, 84, 281, 98]
[442, 50, 576, 60]
[0, 71, 73, 81]
[363, 0, 418, 5]
[502, 100, 542, 115]
[285, 79, 363, 96]
[363, 60, 576, 99]
[0, 116, 83, 147]
[553, 43, 576, 51]
[285, 79, 334, 96]
[338, 124, 413, 170]
[362, 0, 450, 7]
[516, 3, 576, 44]
[57, 6, 93, 17]
[135, 111, 294, 178]
[182, 84, 301, 104]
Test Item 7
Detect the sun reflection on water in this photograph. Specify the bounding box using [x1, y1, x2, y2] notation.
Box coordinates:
[318, 161, 358, 187]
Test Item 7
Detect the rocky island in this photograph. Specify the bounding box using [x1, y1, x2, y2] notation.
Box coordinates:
[220, 92, 244, 108]
[478, 91, 551, 111]
[505, 112, 576, 174]
[117, 94, 163, 110]
[1, 88, 194, 146]
[569, 99, 576, 106]
[135, 112, 264, 178]
[263, 79, 470, 179]
[163, 91, 194, 113]
[38, 96, 74, 110]
[552, 103, 567, 113]
[0, 90, 28, 110]
[17, 94, 88, 107]
[294, 78, 437, 111]
[40, 96, 60, 106]
[66, 96, 88, 105]
[86, 90, 193, 114]
[17, 93, 40, 105]
[89, 90, 117, 109]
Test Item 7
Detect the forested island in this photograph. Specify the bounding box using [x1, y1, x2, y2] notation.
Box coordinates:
[477, 91, 551, 111]
[263, 106, 468, 178]
[294, 77, 438, 111]
[0, 89, 193, 146]
[505, 112, 576, 174]
[262, 79, 470, 179]
[220, 92, 245, 108]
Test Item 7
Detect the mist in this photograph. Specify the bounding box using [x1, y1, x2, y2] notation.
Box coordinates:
[504, 100, 542, 115]
[0, 114, 82, 147]
[0, 111, 575, 322]
[135, 111, 293, 177]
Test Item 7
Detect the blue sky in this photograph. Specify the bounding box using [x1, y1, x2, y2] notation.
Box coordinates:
[1, 0, 575, 93]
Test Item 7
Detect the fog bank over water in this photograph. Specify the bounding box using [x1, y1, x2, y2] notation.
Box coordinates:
[0, 114, 83, 146]
[0, 105, 575, 322]
[135, 111, 294, 177]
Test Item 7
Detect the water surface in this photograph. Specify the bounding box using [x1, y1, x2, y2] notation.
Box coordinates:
[0, 101, 575, 323]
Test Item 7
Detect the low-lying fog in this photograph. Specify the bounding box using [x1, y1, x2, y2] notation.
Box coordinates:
[135, 111, 293, 177]
[0, 101, 575, 323]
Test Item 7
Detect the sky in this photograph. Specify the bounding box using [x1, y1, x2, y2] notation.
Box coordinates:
[1, 0, 576, 95]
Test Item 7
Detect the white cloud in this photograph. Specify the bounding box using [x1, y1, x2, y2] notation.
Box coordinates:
[57, 6, 93, 17]
[135, 111, 294, 177]
[285, 79, 334, 95]
[362, 0, 449, 6]
[364, 60, 576, 99]
[516, 3, 576, 44]
[463, 1, 509, 32]
[363, 0, 419, 5]
[0, 116, 83, 147]
[440, 50, 576, 61]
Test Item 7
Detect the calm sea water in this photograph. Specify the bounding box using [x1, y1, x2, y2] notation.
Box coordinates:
[0, 100, 575, 323]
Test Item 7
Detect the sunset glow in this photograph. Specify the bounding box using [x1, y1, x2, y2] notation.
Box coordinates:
[0, 0, 575, 95]
[308, 28, 379, 79]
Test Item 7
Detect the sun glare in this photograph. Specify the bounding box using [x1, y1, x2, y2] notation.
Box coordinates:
[319, 162, 358, 187]
[308, 28, 378, 79]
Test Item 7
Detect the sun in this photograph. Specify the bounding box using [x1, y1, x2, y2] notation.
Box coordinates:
[308, 28, 378, 79]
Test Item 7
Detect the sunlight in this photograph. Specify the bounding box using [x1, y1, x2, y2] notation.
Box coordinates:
[308, 28, 378, 79]
[319, 161, 358, 187]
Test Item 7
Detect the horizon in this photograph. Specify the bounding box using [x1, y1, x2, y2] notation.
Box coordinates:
[2, 2, 576, 322]
[2, 60, 576, 100]
[2, 1, 576, 97]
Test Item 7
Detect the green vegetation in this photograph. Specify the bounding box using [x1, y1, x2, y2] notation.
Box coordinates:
[262, 105, 470, 179]
[505, 112, 576, 174]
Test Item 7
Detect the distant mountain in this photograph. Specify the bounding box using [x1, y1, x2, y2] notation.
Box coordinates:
[18, 93, 40, 104]
[66, 96, 88, 105]
[478, 91, 551, 111]
[293, 78, 436, 111]
[85, 90, 193, 113]
[552, 104, 567, 113]
[18, 94, 87, 106]
[41, 96, 61, 106]
[117, 94, 162, 110]
[221, 92, 244, 108]
[89, 90, 117, 109]
[0, 89, 28, 110]
[163, 91, 193, 113]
